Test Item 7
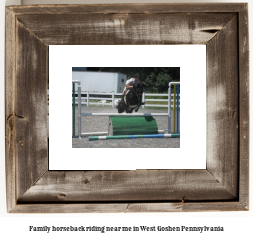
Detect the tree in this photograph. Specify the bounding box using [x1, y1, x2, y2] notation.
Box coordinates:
[86, 67, 179, 93]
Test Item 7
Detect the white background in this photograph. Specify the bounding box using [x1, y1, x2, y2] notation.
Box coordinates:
[1, 0, 252, 237]
[49, 45, 206, 170]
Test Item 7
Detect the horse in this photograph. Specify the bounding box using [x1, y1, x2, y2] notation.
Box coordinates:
[117, 81, 144, 113]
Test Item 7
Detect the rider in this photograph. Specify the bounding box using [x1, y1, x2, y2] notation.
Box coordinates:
[117, 73, 144, 110]
[122, 73, 139, 99]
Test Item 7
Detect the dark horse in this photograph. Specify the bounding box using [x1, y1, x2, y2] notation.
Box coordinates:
[117, 81, 144, 113]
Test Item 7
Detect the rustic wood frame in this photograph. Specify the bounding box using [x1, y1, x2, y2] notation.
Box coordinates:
[5, 4, 249, 213]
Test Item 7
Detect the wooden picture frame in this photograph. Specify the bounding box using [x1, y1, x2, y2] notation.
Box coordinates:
[5, 3, 249, 213]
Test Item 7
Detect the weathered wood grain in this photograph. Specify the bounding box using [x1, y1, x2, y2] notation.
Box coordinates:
[10, 202, 247, 213]
[18, 170, 236, 202]
[206, 16, 239, 198]
[238, 4, 249, 208]
[126, 202, 248, 213]
[7, 3, 247, 15]
[16, 13, 235, 45]
[5, 7, 17, 212]
[15, 20, 48, 200]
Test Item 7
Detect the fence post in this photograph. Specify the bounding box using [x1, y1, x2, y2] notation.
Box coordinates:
[177, 85, 179, 133]
[173, 84, 176, 133]
[142, 92, 145, 108]
[78, 82, 82, 139]
[87, 91, 89, 107]
[168, 82, 180, 133]
[168, 83, 171, 133]
[112, 91, 115, 108]
[72, 82, 75, 137]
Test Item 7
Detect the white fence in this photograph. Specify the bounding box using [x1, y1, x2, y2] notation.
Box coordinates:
[74, 92, 180, 108]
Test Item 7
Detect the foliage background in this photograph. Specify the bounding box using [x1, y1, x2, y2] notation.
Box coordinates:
[73, 67, 180, 93]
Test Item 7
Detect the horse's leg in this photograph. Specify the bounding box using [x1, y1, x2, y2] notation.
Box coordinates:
[126, 102, 132, 113]
[117, 101, 125, 113]
[125, 94, 131, 113]
[134, 95, 143, 112]
[118, 106, 124, 113]
[134, 103, 141, 112]
[127, 107, 133, 113]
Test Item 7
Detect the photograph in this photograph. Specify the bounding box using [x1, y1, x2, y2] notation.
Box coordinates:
[72, 67, 180, 148]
